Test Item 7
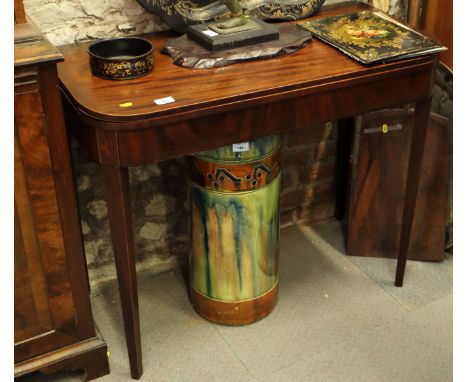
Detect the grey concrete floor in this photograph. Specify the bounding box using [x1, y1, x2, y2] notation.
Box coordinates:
[19, 220, 452, 382]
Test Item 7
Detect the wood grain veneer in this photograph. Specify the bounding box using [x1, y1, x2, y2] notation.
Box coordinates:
[14, 22, 109, 380]
[347, 110, 449, 261]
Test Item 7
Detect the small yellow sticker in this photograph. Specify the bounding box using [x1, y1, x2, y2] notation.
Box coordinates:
[382, 123, 388, 133]
[107, 351, 110, 358]
[119, 102, 133, 108]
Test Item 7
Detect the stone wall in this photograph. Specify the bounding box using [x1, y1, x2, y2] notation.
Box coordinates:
[23, 0, 408, 291]
[23, 0, 407, 46]
[23, 0, 167, 45]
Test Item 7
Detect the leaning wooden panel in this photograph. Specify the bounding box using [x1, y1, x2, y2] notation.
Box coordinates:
[347, 110, 449, 261]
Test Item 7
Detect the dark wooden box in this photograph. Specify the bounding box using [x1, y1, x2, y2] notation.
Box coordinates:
[347, 109, 450, 261]
[14, 8, 109, 379]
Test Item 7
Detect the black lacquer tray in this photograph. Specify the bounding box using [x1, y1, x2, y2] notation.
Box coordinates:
[298, 11, 446, 64]
[88, 37, 154, 80]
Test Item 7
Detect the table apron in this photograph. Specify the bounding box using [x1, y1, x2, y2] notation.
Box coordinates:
[64, 65, 435, 167]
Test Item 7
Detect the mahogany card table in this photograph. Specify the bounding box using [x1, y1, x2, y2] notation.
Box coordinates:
[57, 2, 440, 379]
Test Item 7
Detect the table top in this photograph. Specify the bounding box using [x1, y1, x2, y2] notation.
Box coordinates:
[15, 22, 63, 67]
[57, 2, 437, 126]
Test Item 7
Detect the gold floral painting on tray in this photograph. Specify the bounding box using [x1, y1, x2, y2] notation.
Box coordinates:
[298, 11, 446, 64]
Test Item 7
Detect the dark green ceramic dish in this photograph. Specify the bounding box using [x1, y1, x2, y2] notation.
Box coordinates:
[88, 37, 154, 80]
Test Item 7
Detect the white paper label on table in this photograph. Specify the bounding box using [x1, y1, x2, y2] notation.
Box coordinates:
[154, 96, 176, 105]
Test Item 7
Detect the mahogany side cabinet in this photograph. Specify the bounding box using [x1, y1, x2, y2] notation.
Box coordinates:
[14, 20, 110, 381]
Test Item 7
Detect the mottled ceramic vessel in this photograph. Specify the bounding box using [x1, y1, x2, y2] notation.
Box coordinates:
[88, 37, 154, 80]
[188, 136, 281, 325]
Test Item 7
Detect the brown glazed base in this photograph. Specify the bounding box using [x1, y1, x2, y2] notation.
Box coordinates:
[190, 282, 278, 325]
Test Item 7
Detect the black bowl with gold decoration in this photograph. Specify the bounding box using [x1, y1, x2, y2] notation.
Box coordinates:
[88, 37, 154, 80]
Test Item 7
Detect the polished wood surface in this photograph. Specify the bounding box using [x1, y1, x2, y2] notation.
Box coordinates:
[14, 23, 43, 44]
[14, 0, 27, 24]
[421, 0, 452, 69]
[395, 98, 433, 286]
[59, 4, 436, 168]
[14, 23, 109, 380]
[58, 2, 435, 126]
[408, 0, 422, 28]
[14, 38, 63, 67]
[58, 1, 440, 378]
[101, 166, 142, 379]
[15, 337, 109, 381]
[190, 283, 278, 326]
[15, 67, 78, 363]
[347, 110, 449, 262]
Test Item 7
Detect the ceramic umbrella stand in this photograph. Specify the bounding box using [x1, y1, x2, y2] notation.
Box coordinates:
[187, 135, 281, 325]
